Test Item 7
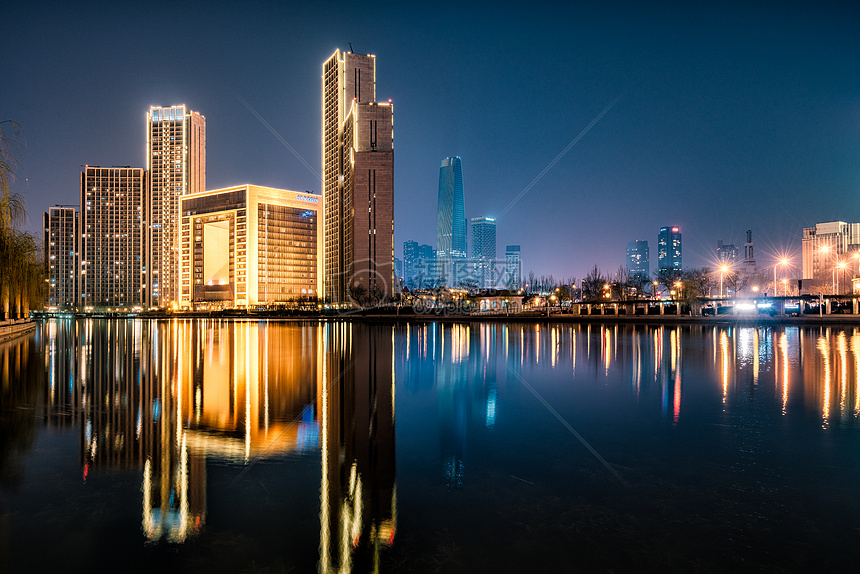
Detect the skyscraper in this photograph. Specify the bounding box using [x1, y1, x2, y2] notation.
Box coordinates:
[436, 157, 466, 285]
[716, 240, 738, 265]
[626, 240, 649, 280]
[657, 226, 682, 271]
[470, 217, 496, 288]
[80, 166, 147, 309]
[146, 105, 206, 308]
[505, 245, 521, 290]
[43, 206, 79, 309]
[322, 49, 394, 305]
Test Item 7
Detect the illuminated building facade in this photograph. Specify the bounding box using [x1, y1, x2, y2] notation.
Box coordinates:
[178, 185, 321, 309]
[470, 217, 496, 288]
[43, 206, 79, 309]
[322, 49, 394, 304]
[657, 226, 682, 271]
[626, 240, 649, 281]
[147, 105, 206, 308]
[437, 157, 466, 285]
[505, 245, 521, 290]
[79, 166, 147, 309]
[716, 240, 738, 265]
[801, 221, 860, 282]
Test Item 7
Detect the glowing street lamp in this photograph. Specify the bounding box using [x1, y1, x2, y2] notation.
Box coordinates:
[837, 261, 848, 294]
[719, 264, 730, 298]
[775, 257, 789, 296]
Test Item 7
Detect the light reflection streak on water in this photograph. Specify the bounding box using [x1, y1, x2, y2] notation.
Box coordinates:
[653, 328, 662, 393]
[721, 330, 730, 405]
[837, 332, 848, 417]
[818, 336, 831, 428]
[603, 326, 611, 376]
[753, 328, 759, 385]
[671, 328, 681, 425]
[779, 332, 789, 414]
[853, 333, 860, 416]
[551, 326, 558, 369]
[632, 329, 641, 396]
[535, 324, 540, 365]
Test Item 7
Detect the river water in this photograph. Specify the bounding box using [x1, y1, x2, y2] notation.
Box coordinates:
[1, 319, 859, 572]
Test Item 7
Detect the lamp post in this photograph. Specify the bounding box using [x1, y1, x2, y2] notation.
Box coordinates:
[720, 265, 729, 298]
[775, 257, 789, 296]
[820, 244, 833, 294]
[837, 261, 847, 294]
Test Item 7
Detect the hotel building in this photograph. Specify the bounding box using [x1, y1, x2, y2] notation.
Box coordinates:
[178, 184, 321, 309]
[322, 49, 394, 305]
[43, 206, 79, 309]
[79, 166, 147, 309]
[147, 105, 206, 308]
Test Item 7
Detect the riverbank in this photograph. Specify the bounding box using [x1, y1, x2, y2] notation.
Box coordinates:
[0, 318, 37, 343]
[35, 310, 860, 326]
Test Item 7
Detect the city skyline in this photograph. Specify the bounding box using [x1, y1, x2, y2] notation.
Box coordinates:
[4, 2, 859, 281]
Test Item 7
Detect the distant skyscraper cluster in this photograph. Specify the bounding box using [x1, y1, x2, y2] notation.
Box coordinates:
[400, 156, 519, 291]
[44, 49, 392, 311]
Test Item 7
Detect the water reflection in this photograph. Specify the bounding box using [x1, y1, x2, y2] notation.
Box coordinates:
[6, 320, 860, 570]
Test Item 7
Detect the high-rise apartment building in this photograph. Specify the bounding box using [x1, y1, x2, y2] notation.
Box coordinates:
[505, 245, 521, 290]
[146, 105, 206, 308]
[801, 221, 860, 281]
[43, 206, 79, 309]
[470, 217, 496, 288]
[80, 166, 147, 309]
[322, 49, 394, 305]
[178, 185, 321, 309]
[716, 240, 738, 265]
[436, 157, 466, 285]
[657, 226, 682, 271]
[403, 240, 437, 289]
[626, 240, 649, 280]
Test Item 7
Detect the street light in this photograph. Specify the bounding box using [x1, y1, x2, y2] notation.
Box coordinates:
[837, 261, 848, 294]
[719, 265, 729, 298]
[820, 244, 834, 293]
[775, 257, 789, 296]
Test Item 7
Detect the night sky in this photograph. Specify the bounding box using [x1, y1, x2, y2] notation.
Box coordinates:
[3, 1, 858, 280]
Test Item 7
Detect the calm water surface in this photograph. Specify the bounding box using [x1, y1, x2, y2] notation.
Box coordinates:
[2, 319, 860, 572]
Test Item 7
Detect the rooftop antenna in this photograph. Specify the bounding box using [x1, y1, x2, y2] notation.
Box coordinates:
[348, 42, 354, 53]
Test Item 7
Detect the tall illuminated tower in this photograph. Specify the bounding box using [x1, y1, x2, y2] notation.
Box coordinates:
[322, 49, 394, 305]
[657, 226, 682, 271]
[436, 157, 466, 285]
[626, 240, 649, 280]
[146, 105, 206, 308]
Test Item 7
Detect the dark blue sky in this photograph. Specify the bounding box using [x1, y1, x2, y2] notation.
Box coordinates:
[3, 1, 858, 280]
